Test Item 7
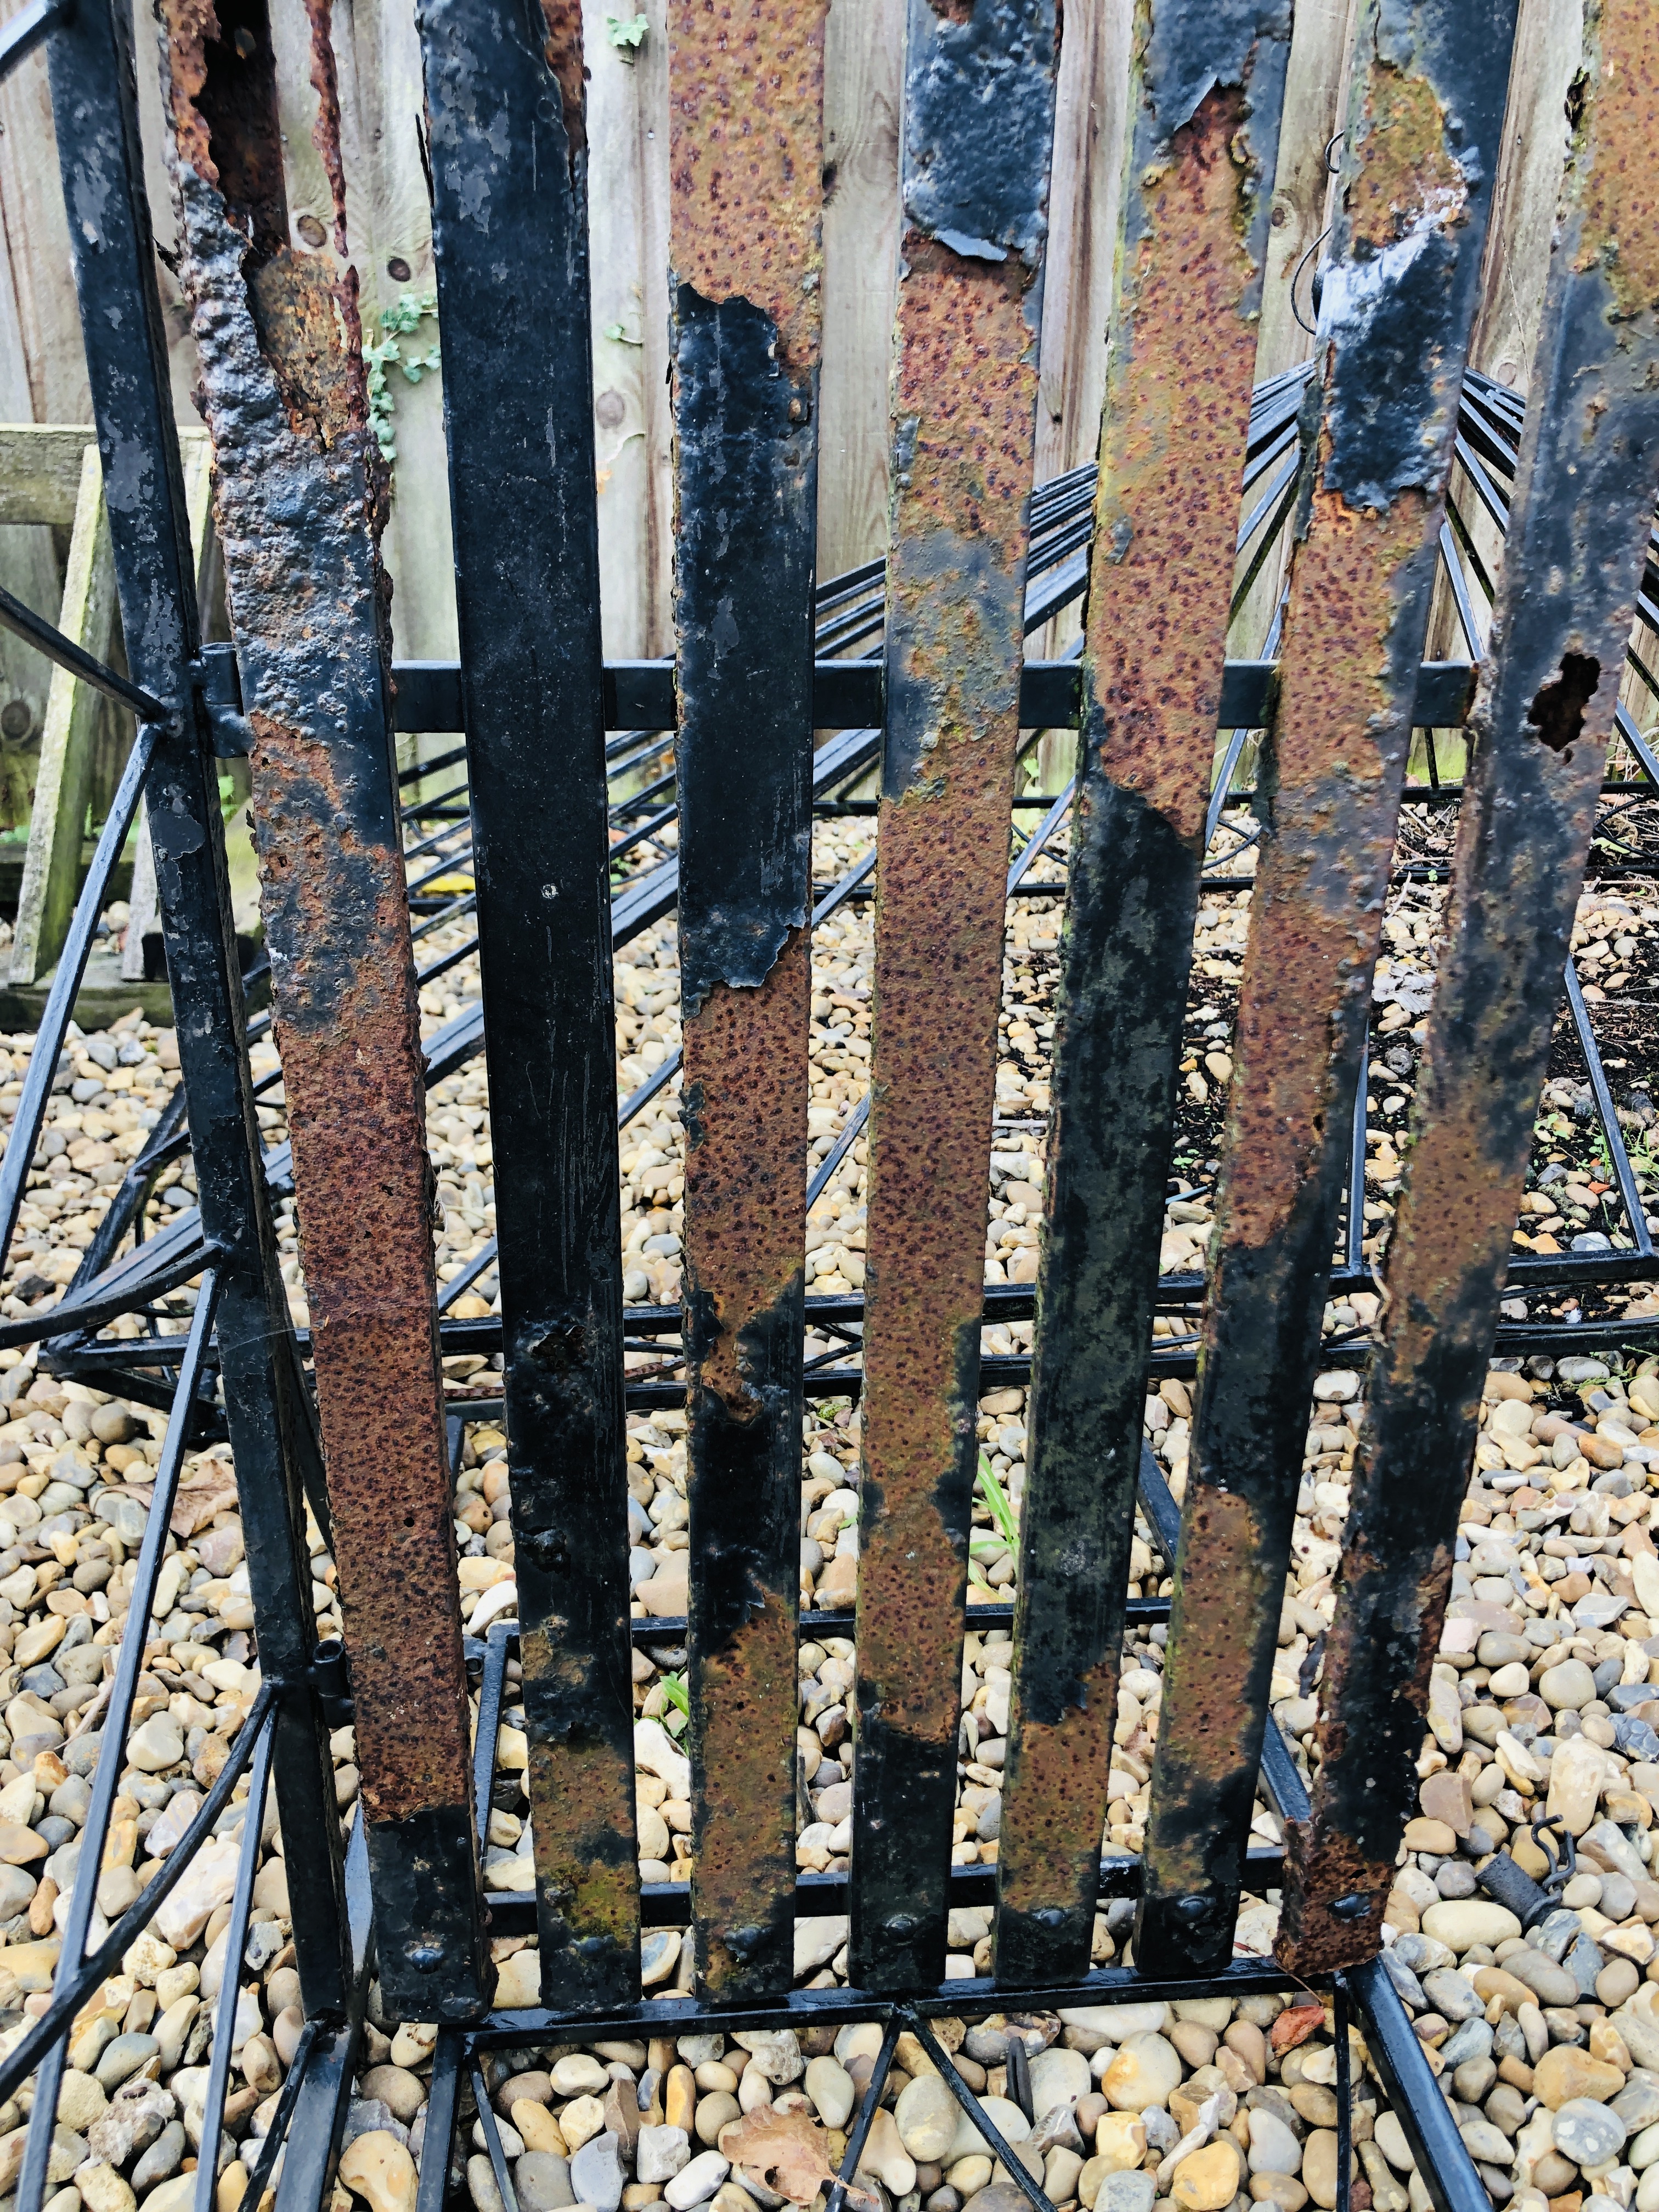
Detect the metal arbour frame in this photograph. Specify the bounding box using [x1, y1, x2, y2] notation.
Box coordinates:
[0, 1, 1656, 2211]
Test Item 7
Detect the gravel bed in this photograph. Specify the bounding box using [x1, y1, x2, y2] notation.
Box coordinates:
[0, 822, 1652, 2212]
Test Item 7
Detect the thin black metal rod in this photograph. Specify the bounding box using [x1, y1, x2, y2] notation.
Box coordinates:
[417, 2033, 467, 2212]
[0, 1686, 278, 2109]
[439, 1240, 498, 1316]
[1437, 520, 1483, 662]
[1564, 956, 1652, 1257]
[823, 2017, 902, 2212]
[1334, 1979, 1352, 2212]
[192, 1717, 278, 2212]
[0, 577, 170, 721]
[902, 2013, 1056, 2212]
[1346, 1959, 1489, 2212]
[234, 2017, 323, 2212]
[1346, 1057, 1369, 1275]
[0, 724, 155, 1280]
[472, 2061, 522, 2212]
[472, 1620, 512, 1838]
[15, 1276, 221, 2212]
[0, 0, 71, 81]
[0, 1234, 221, 1352]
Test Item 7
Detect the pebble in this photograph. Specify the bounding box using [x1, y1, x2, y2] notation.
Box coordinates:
[126, 1715, 183, 1774]
[664, 2152, 730, 2210]
[1419, 1900, 1522, 1952]
[1246, 2111, 1302, 2176]
[339, 2130, 419, 2212]
[1301, 2131, 1344, 2211]
[1094, 2175, 1156, 2212]
[1027, 2046, 1090, 2111]
[896, 2076, 958, 2162]
[1100, 2034, 1183, 2112]
[639, 2128, 692, 2185]
[569, 2131, 624, 2212]
[1536, 2047, 1627, 2108]
[1171, 2141, 1243, 2211]
[514, 2153, 573, 2212]
[1554, 2098, 1628, 2170]
[805, 2058, 855, 2131]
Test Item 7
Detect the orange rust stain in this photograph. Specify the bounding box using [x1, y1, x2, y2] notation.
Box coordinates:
[1572, 0, 1659, 314]
[302, 0, 349, 258]
[859, 248, 1040, 1746]
[1087, 83, 1265, 847]
[1220, 487, 1429, 1252]
[249, 716, 471, 1829]
[537, 0, 589, 168]
[1345, 61, 1464, 256]
[682, 931, 809, 1413]
[995, 1652, 1118, 1923]
[159, 0, 218, 186]
[891, 235, 1040, 553]
[1144, 1485, 1267, 1897]
[669, 0, 827, 366]
[695, 1585, 798, 1994]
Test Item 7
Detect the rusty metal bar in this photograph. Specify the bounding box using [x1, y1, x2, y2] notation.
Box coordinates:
[1135, 0, 1521, 1980]
[158, 0, 486, 2015]
[850, 0, 1061, 1994]
[1279, 0, 1659, 1972]
[43, 0, 352, 2017]
[415, 0, 637, 2011]
[669, 0, 826, 2004]
[995, 3, 1293, 1989]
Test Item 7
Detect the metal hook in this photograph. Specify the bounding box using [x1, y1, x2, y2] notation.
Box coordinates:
[1290, 226, 1333, 337]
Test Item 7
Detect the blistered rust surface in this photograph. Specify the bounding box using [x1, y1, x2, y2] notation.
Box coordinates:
[668, 0, 825, 368]
[997, 48, 1291, 1988]
[852, 233, 1041, 1993]
[1283, 0, 1659, 1970]
[161, 0, 483, 2011]
[684, 938, 809, 1998]
[522, 1623, 640, 1972]
[1137, 0, 1521, 1980]
[536, 0, 586, 167]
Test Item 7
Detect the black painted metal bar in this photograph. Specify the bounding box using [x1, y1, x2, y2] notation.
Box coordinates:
[1563, 956, 1653, 1259]
[416, 0, 636, 2010]
[43, 0, 351, 2016]
[823, 2017, 901, 2212]
[0, 577, 169, 722]
[998, 0, 1293, 1990]
[1279, 0, 1659, 1971]
[904, 2012, 1055, 2212]
[1346, 1959, 1490, 2212]
[416, 2033, 467, 2212]
[473, 2061, 523, 2212]
[1136, 0, 1521, 1980]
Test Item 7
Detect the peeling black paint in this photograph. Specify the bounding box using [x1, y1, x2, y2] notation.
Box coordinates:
[1283, 7, 1659, 1963]
[902, 0, 1059, 267]
[1134, 0, 1520, 1983]
[673, 286, 815, 1012]
[1143, 0, 1291, 148]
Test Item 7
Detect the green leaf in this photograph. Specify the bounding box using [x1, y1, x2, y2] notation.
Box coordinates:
[976, 1452, 1019, 1550]
[603, 321, 644, 347]
[605, 11, 649, 50]
[661, 1671, 689, 1717]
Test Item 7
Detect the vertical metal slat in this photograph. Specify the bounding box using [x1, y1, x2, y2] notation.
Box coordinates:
[1279, 0, 1659, 1970]
[42, 0, 352, 2016]
[157, 0, 486, 2015]
[416, 0, 637, 2011]
[851, 0, 1062, 1993]
[995, 3, 1294, 1988]
[669, 0, 827, 2001]
[1135, 0, 1521, 1980]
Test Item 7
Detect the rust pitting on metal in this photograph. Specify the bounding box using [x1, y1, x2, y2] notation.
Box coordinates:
[1087, 82, 1265, 845]
[668, 0, 826, 371]
[160, 0, 483, 2011]
[1571, 1, 1659, 314]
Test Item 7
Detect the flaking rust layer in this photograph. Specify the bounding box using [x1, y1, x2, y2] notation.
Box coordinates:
[159, 0, 485, 2015]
